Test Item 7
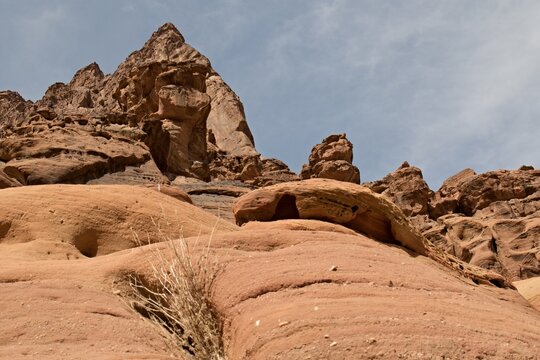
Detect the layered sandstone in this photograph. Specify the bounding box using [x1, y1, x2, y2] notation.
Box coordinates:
[233, 178, 509, 288]
[1, 184, 539, 359]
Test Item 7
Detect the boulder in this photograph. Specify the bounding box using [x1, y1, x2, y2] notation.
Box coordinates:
[301, 134, 360, 183]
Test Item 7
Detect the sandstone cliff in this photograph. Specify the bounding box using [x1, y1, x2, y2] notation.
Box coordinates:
[0, 23, 260, 185]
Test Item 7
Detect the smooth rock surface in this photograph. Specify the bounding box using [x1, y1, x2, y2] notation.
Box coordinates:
[233, 178, 509, 288]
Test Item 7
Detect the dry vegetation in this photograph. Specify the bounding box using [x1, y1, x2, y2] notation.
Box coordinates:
[128, 219, 225, 359]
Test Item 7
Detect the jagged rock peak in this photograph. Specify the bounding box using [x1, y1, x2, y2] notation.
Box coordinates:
[69, 62, 105, 88]
[364, 161, 431, 217]
[150, 22, 185, 44]
[139, 22, 186, 59]
[0, 90, 28, 104]
[117, 22, 209, 69]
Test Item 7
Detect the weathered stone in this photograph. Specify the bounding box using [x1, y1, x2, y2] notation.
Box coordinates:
[301, 134, 360, 183]
[0, 23, 260, 184]
[365, 162, 431, 217]
[233, 178, 510, 288]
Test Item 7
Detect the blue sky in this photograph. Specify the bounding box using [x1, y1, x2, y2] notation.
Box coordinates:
[1, 0, 539, 187]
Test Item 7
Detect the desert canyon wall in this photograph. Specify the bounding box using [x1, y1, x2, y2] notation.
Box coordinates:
[0, 23, 539, 359]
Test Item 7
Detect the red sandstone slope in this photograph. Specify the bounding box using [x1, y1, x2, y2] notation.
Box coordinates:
[1, 184, 539, 359]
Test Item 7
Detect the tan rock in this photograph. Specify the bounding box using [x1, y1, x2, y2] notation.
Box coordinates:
[0, 186, 538, 359]
[140, 183, 193, 204]
[457, 169, 540, 215]
[175, 180, 253, 223]
[301, 134, 360, 183]
[0, 167, 20, 189]
[241, 219, 359, 236]
[365, 161, 432, 216]
[233, 178, 509, 288]
[253, 158, 300, 186]
[208, 230, 540, 359]
[0, 90, 31, 135]
[0, 131, 152, 185]
[206, 73, 258, 157]
[406, 168, 540, 282]
[514, 276, 540, 311]
[0, 184, 237, 259]
[154, 84, 210, 122]
[0, 22, 260, 184]
[209, 154, 262, 182]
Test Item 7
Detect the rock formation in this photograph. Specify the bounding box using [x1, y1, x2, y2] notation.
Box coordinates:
[233, 178, 509, 288]
[1, 22, 539, 360]
[0, 184, 236, 259]
[366, 161, 432, 217]
[1, 184, 540, 359]
[369, 164, 540, 282]
[301, 134, 360, 183]
[0, 23, 260, 185]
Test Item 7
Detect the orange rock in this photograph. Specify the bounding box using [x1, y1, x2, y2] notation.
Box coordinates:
[365, 161, 432, 216]
[301, 134, 360, 183]
[0, 184, 236, 259]
[233, 178, 509, 288]
[0, 23, 260, 184]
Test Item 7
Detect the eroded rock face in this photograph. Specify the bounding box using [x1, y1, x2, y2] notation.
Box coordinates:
[233, 178, 509, 288]
[372, 165, 540, 282]
[455, 169, 540, 216]
[1, 185, 539, 359]
[206, 73, 257, 157]
[0, 23, 259, 185]
[429, 168, 477, 218]
[0, 167, 21, 189]
[365, 161, 432, 217]
[1, 229, 538, 360]
[301, 134, 360, 183]
[420, 191, 540, 282]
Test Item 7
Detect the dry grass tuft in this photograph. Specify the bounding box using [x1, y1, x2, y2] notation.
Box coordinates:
[128, 218, 225, 359]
